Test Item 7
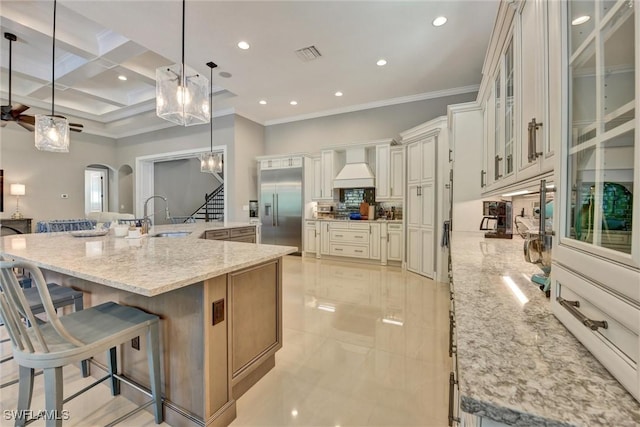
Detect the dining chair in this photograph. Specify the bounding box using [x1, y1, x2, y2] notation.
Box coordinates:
[0, 260, 163, 427]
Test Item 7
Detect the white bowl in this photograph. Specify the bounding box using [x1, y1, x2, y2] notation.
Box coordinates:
[114, 226, 129, 237]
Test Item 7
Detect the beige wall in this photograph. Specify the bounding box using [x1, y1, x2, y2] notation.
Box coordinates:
[0, 126, 116, 225]
[264, 93, 477, 155]
[231, 115, 265, 222]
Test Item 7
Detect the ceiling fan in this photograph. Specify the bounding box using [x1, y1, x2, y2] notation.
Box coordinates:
[1, 32, 83, 133]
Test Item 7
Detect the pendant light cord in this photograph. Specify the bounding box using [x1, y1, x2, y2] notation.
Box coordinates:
[51, 0, 57, 116]
[181, 0, 185, 82]
[209, 65, 213, 152]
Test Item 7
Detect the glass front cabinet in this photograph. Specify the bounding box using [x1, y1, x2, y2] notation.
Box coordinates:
[552, 0, 639, 402]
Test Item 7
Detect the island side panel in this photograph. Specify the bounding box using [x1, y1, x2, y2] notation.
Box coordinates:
[203, 274, 235, 421]
[229, 258, 283, 397]
[42, 270, 207, 420]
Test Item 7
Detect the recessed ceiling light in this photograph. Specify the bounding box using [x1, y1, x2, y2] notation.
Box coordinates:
[335, 91, 343, 97]
[118, 75, 127, 81]
[432, 16, 447, 27]
[290, 100, 298, 106]
[376, 59, 387, 66]
[259, 100, 267, 105]
[237, 41, 250, 50]
[571, 15, 591, 25]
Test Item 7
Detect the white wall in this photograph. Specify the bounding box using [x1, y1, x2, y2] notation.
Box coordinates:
[0, 126, 117, 225]
[265, 93, 477, 155]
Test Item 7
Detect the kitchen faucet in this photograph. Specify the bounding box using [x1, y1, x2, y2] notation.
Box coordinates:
[142, 195, 170, 234]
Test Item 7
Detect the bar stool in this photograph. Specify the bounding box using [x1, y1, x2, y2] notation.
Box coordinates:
[1, 271, 89, 384]
[0, 260, 163, 427]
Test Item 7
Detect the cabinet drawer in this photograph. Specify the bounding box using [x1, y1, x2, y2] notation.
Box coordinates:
[330, 244, 369, 259]
[330, 229, 369, 244]
[348, 223, 370, 231]
[388, 223, 402, 231]
[553, 264, 639, 399]
[329, 221, 349, 230]
[230, 227, 255, 237]
[305, 220, 316, 227]
[230, 235, 256, 243]
[206, 229, 230, 240]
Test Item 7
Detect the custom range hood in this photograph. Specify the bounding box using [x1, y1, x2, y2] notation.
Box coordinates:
[333, 147, 375, 188]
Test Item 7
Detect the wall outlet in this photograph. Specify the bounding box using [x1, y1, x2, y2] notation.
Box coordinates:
[61, 194, 69, 199]
[131, 336, 140, 350]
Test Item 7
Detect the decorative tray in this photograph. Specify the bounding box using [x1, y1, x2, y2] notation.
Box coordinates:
[69, 229, 110, 237]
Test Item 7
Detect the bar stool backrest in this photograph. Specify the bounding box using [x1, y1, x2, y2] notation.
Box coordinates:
[0, 261, 84, 355]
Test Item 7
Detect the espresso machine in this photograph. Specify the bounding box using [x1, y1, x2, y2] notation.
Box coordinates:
[479, 201, 513, 239]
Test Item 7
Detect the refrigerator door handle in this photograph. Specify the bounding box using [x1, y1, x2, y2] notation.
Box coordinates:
[272, 195, 276, 227]
[274, 194, 279, 227]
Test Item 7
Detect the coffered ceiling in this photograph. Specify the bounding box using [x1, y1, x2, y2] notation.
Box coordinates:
[0, 1, 498, 138]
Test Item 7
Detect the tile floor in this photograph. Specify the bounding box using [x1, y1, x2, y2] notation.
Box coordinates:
[0, 256, 451, 426]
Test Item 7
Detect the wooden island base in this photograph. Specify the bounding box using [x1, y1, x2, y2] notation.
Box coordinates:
[44, 258, 283, 427]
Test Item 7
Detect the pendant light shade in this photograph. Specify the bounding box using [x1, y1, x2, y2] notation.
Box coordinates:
[200, 61, 222, 174]
[200, 152, 222, 174]
[35, 0, 70, 152]
[35, 115, 70, 152]
[156, 0, 209, 126]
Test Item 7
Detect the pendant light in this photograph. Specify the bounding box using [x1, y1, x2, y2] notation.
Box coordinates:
[200, 61, 223, 174]
[156, 0, 209, 126]
[35, 0, 69, 152]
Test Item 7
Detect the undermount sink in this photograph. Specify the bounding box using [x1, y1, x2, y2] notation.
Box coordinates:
[151, 231, 192, 238]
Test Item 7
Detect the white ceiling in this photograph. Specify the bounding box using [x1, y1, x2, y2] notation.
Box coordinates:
[0, 1, 498, 139]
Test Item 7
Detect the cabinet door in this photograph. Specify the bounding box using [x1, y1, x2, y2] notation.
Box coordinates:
[304, 226, 317, 253]
[421, 137, 435, 182]
[390, 148, 404, 199]
[375, 144, 390, 200]
[312, 158, 322, 200]
[406, 227, 422, 273]
[290, 157, 303, 168]
[407, 142, 422, 184]
[320, 221, 331, 255]
[407, 184, 421, 228]
[420, 183, 435, 229]
[320, 150, 335, 200]
[387, 230, 402, 262]
[518, 0, 547, 177]
[369, 223, 381, 260]
[261, 159, 282, 169]
[484, 88, 497, 188]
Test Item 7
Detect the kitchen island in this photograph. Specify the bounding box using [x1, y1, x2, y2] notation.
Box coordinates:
[0, 222, 297, 427]
[450, 231, 640, 427]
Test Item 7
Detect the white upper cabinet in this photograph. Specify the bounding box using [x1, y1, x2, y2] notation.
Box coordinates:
[478, 0, 555, 195]
[259, 156, 303, 170]
[389, 147, 404, 199]
[376, 144, 404, 201]
[375, 144, 391, 200]
[312, 157, 322, 200]
[319, 150, 342, 200]
[517, 0, 553, 180]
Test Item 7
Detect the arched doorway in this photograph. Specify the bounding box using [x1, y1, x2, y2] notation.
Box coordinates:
[118, 165, 134, 214]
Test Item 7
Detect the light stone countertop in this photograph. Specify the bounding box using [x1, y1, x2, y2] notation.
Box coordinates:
[1, 222, 296, 297]
[451, 231, 640, 427]
[310, 218, 403, 223]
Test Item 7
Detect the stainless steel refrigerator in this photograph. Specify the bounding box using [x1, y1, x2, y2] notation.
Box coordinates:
[260, 167, 302, 253]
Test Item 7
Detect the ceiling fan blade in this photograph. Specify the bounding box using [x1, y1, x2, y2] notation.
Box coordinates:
[17, 121, 35, 132]
[11, 104, 29, 117]
[17, 115, 35, 126]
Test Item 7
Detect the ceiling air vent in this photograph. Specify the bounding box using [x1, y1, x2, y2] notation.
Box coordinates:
[295, 45, 322, 62]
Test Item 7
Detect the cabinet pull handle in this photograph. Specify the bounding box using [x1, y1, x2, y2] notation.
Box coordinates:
[449, 149, 453, 162]
[335, 234, 343, 237]
[355, 250, 363, 253]
[335, 248, 343, 251]
[480, 170, 486, 188]
[557, 297, 608, 331]
[494, 155, 503, 180]
[528, 118, 543, 162]
[356, 235, 363, 238]
[448, 372, 460, 426]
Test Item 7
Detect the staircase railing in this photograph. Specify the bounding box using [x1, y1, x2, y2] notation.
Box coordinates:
[188, 185, 224, 222]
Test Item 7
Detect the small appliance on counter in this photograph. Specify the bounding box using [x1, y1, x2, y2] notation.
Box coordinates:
[479, 201, 513, 239]
[316, 203, 335, 219]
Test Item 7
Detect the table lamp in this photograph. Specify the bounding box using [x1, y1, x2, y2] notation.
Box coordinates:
[10, 183, 25, 219]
